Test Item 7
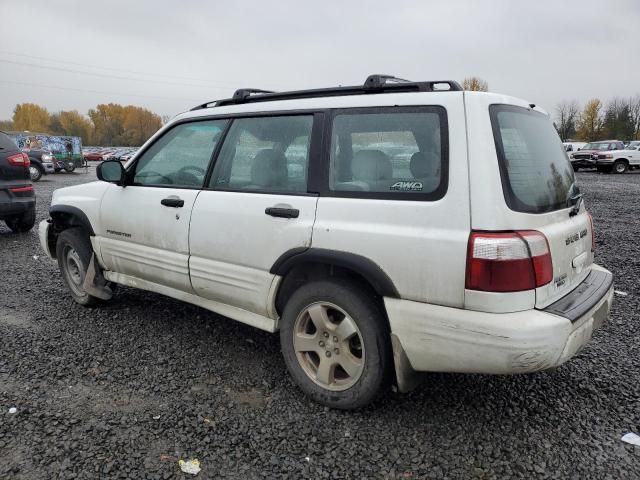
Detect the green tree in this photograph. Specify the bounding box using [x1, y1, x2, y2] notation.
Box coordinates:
[12, 103, 51, 132]
[601, 98, 635, 140]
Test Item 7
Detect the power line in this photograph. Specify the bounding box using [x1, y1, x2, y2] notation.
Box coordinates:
[0, 50, 230, 85]
[0, 50, 293, 91]
[0, 58, 237, 90]
[0, 79, 202, 103]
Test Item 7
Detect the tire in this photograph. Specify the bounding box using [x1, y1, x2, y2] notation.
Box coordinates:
[29, 164, 43, 182]
[5, 207, 36, 233]
[64, 162, 75, 173]
[279, 279, 392, 409]
[55, 228, 100, 306]
[613, 160, 628, 174]
[572, 164, 579, 172]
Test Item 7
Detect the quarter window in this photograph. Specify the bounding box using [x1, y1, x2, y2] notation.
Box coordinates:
[209, 115, 313, 193]
[329, 109, 447, 197]
[133, 120, 227, 188]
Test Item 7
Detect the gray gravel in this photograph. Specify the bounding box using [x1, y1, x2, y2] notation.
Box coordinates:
[1, 167, 639, 479]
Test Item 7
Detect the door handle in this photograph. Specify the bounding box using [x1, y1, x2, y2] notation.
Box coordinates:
[265, 207, 299, 218]
[161, 197, 184, 208]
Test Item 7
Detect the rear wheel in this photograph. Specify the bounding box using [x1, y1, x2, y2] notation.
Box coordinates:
[5, 207, 36, 233]
[29, 164, 43, 182]
[63, 161, 75, 173]
[56, 228, 101, 306]
[279, 279, 392, 409]
[614, 160, 628, 174]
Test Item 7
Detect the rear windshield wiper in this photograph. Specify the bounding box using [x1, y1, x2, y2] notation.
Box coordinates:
[568, 192, 583, 217]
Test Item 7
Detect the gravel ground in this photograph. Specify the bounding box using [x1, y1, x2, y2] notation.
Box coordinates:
[1, 168, 639, 479]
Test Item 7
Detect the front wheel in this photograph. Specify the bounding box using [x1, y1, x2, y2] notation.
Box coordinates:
[29, 164, 43, 182]
[614, 160, 628, 174]
[56, 228, 101, 306]
[64, 162, 75, 173]
[279, 279, 392, 409]
[5, 207, 36, 233]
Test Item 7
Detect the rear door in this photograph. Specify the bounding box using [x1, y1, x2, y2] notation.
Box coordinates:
[312, 98, 470, 308]
[189, 114, 319, 317]
[468, 98, 593, 310]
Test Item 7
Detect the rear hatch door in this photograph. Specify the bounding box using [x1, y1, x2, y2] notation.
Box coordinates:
[488, 104, 593, 308]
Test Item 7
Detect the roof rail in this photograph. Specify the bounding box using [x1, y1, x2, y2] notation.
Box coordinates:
[190, 74, 462, 110]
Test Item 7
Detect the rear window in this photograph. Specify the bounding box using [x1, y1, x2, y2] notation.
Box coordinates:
[328, 107, 448, 200]
[490, 105, 576, 213]
[0, 132, 18, 151]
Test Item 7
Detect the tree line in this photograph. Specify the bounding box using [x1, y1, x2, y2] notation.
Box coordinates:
[0, 103, 163, 146]
[555, 97, 640, 142]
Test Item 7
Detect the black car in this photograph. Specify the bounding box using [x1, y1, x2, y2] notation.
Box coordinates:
[0, 131, 36, 232]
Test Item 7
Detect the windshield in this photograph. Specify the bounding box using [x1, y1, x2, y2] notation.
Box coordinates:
[582, 142, 610, 150]
[490, 105, 575, 213]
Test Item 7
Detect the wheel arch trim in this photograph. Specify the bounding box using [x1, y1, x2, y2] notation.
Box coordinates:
[270, 247, 400, 298]
[49, 205, 95, 236]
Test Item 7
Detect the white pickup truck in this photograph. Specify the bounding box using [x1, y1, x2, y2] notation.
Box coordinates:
[595, 144, 640, 173]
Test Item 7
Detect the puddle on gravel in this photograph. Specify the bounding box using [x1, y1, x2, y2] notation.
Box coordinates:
[0, 307, 34, 329]
[226, 388, 267, 408]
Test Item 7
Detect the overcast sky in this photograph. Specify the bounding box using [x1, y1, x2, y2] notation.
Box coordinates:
[0, 0, 638, 121]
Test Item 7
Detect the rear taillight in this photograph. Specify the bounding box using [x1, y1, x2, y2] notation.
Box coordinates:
[9, 186, 33, 193]
[587, 212, 595, 253]
[7, 152, 30, 167]
[465, 231, 553, 292]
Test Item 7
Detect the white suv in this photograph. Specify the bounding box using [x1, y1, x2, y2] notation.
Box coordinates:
[39, 75, 614, 409]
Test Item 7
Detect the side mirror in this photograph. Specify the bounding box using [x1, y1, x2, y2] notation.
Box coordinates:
[97, 160, 125, 185]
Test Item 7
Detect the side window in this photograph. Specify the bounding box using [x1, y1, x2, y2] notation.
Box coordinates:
[329, 109, 447, 197]
[133, 120, 227, 188]
[209, 115, 313, 193]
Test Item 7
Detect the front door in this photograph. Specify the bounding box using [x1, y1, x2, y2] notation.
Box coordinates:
[97, 119, 228, 292]
[189, 114, 319, 317]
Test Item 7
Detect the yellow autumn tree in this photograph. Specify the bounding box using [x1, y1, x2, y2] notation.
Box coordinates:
[575, 99, 603, 141]
[12, 103, 51, 132]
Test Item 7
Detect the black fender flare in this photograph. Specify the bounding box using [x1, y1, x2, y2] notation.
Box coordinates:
[28, 157, 45, 172]
[270, 247, 400, 298]
[49, 205, 95, 236]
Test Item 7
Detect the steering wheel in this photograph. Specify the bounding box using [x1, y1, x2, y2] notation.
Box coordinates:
[135, 170, 173, 184]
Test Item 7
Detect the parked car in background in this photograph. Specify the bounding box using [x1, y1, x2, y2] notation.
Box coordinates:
[569, 140, 625, 171]
[0, 131, 35, 232]
[563, 142, 586, 154]
[40, 75, 613, 409]
[24, 148, 55, 182]
[84, 150, 112, 162]
[595, 143, 640, 173]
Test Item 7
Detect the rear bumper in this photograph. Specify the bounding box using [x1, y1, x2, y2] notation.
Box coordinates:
[385, 264, 613, 374]
[0, 196, 35, 218]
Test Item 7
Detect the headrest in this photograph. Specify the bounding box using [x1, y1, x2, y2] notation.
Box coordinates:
[250, 149, 287, 187]
[410, 151, 439, 178]
[351, 150, 392, 181]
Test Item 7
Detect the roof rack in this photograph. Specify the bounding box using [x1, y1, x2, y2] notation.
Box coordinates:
[190, 74, 462, 110]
